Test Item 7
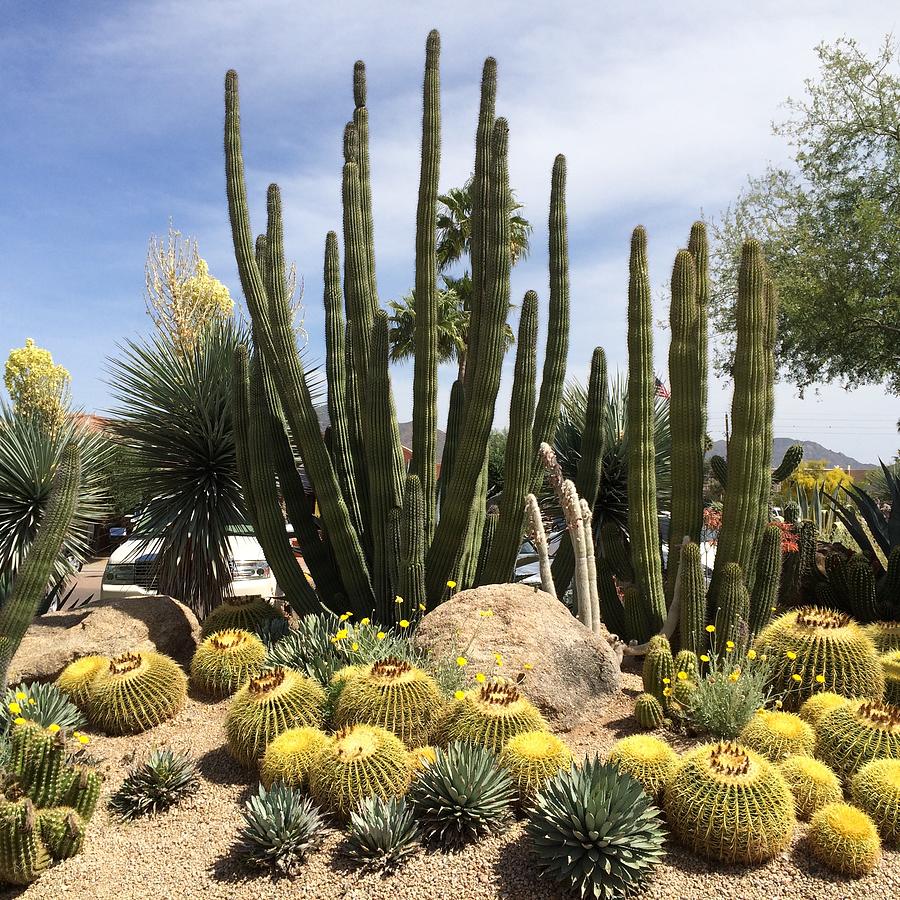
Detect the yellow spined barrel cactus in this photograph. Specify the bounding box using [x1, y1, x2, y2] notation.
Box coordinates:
[882, 651, 900, 706]
[55, 655, 108, 710]
[738, 709, 815, 762]
[333, 657, 443, 747]
[807, 802, 881, 877]
[814, 699, 900, 781]
[777, 756, 842, 820]
[753, 607, 884, 709]
[408, 745, 437, 775]
[607, 734, 677, 799]
[225, 668, 326, 768]
[865, 621, 900, 654]
[498, 731, 572, 802]
[87, 651, 187, 735]
[798, 691, 849, 728]
[443, 681, 547, 754]
[309, 724, 411, 819]
[190, 628, 267, 697]
[259, 726, 331, 790]
[663, 741, 795, 863]
[199, 597, 282, 639]
[850, 758, 900, 846]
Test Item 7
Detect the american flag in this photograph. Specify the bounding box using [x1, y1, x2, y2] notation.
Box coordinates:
[654, 377, 670, 399]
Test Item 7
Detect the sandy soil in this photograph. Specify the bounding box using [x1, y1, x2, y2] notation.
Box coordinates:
[3, 666, 898, 900]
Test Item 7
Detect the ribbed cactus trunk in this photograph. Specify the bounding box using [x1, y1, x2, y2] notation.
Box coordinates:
[748, 523, 782, 636]
[224, 72, 373, 607]
[551, 347, 607, 597]
[688, 222, 709, 452]
[715, 563, 750, 651]
[665, 248, 704, 606]
[425, 118, 512, 604]
[483, 291, 538, 583]
[626, 226, 667, 636]
[398, 475, 426, 615]
[0, 443, 80, 690]
[677, 541, 707, 655]
[410, 31, 441, 545]
[707, 240, 768, 611]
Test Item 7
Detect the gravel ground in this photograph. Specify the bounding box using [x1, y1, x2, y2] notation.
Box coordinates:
[3, 666, 899, 900]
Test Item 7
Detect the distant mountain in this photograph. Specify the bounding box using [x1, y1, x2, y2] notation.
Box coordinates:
[706, 437, 874, 471]
[398, 422, 446, 458]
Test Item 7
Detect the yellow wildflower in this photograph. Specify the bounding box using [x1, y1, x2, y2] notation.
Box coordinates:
[815, 674, 825, 684]
[494, 653, 503, 667]
[15, 692, 26, 701]
[747, 649, 757, 660]
[376, 631, 386, 641]
[728, 672, 739, 682]
[351, 642, 359, 652]
[8, 702, 21, 715]
[76, 734, 90, 745]
[418, 603, 426, 611]
[523, 663, 533, 671]
[706, 625, 716, 633]
[13, 717, 26, 726]
[361, 617, 371, 626]
[725, 640, 735, 649]
[677, 671, 688, 681]
[395, 595, 404, 604]
[479, 609, 494, 618]
[791, 674, 802, 682]
[475, 673, 486, 683]
[786, 651, 797, 660]
[28, 699, 35, 705]
[447, 580, 457, 589]
[662, 677, 671, 685]
[47, 724, 60, 734]
[334, 629, 349, 641]
[454, 690, 465, 701]
[725, 646, 734, 653]
[399, 620, 410, 629]
[775, 699, 783, 709]
[456, 657, 468, 668]
[663, 687, 673, 697]
[339, 613, 351, 622]
[700, 654, 710, 663]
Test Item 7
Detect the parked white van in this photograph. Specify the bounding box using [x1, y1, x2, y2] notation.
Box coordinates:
[101, 523, 278, 602]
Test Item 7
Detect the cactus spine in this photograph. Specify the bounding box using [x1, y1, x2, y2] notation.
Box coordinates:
[626, 227, 666, 637]
[0, 444, 80, 691]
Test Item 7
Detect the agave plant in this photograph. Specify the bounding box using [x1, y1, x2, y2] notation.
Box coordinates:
[525, 756, 666, 900]
[0, 403, 109, 606]
[552, 372, 671, 535]
[828, 460, 899, 560]
[106, 320, 248, 618]
[346, 795, 420, 871]
[235, 781, 325, 875]
[109, 749, 200, 820]
[2, 681, 86, 731]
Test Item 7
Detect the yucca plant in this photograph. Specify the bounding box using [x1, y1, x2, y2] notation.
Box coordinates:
[409, 741, 515, 849]
[235, 781, 325, 875]
[525, 756, 666, 900]
[0, 403, 108, 607]
[2, 681, 85, 731]
[829, 461, 899, 560]
[106, 320, 248, 618]
[346, 795, 420, 871]
[109, 749, 200, 820]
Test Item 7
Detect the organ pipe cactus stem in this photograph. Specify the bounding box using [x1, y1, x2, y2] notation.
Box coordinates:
[410, 30, 441, 544]
[626, 226, 666, 636]
[524, 494, 556, 600]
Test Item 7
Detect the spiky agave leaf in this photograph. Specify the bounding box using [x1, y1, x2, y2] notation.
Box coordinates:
[525, 756, 666, 900]
[3, 681, 86, 731]
[0, 403, 109, 606]
[109, 748, 200, 820]
[235, 781, 325, 875]
[409, 741, 515, 849]
[347, 795, 420, 871]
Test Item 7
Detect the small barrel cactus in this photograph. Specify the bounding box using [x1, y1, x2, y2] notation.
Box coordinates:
[226, 668, 326, 768]
[777, 756, 843, 820]
[663, 741, 795, 863]
[607, 734, 677, 799]
[200, 596, 283, 639]
[738, 709, 815, 762]
[55, 655, 108, 710]
[525, 756, 666, 900]
[86, 651, 187, 736]
[808, 802, 881, 877]
[798, 691, 849, 728]
[260, 726, 332, 790]
[310, 724, 411, 820]
[333, 657, 443, 748]
[864, 621, 900, 654]
[815, 699, 900, 781]
[497, 730, 572, 802]
[0, 798, 51, 884]
[641, 636, 674, 704]
[442, 681, 547, 753]
[190, 628, 267, 697]
[753, 607, 884, 709]
[882, 651, 900, 706]
[673, 649, 699, 681]
[634, 693, 665, 730]
[850, 758, 900, 846]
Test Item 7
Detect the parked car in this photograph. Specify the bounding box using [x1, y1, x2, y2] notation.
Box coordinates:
[101, 522, 278, 602]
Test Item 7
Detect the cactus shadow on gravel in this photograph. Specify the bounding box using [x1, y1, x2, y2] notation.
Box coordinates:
[197, 744, 253, 788]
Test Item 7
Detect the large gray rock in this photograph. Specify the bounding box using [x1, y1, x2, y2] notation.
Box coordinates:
[9, 595, 200, 684]
[414, 583, 621, 731]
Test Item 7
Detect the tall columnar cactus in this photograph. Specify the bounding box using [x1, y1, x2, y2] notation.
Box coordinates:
[678, 541, 706, 655]
[715, 563, 750, 649]
[665, 249, 704, 606]
[398, 474, 426, 613]
[225, 36, 571, 620]
[707, 241, 770, 606]
[748, 523, 782, 637]
[626, 227, 666, 637]
[0, 444, 80, 691]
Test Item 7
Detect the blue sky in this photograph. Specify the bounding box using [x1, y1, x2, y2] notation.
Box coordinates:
[1, 0, 897, 463]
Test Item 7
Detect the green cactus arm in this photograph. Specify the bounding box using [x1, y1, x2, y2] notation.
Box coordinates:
[398, 475, 427, 616]
[677, 541, 707, 655]
[596, 556, 627, 639]
[425, 119, 511, 604]
[601, 521, 635, 584]
[437, 379, 463, 511]
[625, 226, 666, 635]
[715, 562, 750, 650]
[0, 443, 80, 689]
[748, 523, 782, 637]
[365, 311, 406, 619]
[410, 31, 441, 545]
[323, 231, 363, 536]
[530, 155, 570, 473]
[352, 62, 378, 303]
[458, 459, 489, 588]
[688, 222, 709, 448]
[483, 290, 539, 584]
[772, 444, 803, 483]
[666, 249, 703, 606]
[709, 455, 728, 488]
[475, 511, 499, 588]
[707, 240, 768, 608]
[224, 71, 372, 605]
[551, 347, 607, 596]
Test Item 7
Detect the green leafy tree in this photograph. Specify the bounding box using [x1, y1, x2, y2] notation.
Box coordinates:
[710, 35, 900, 393]
[388, 179, 530, 378]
